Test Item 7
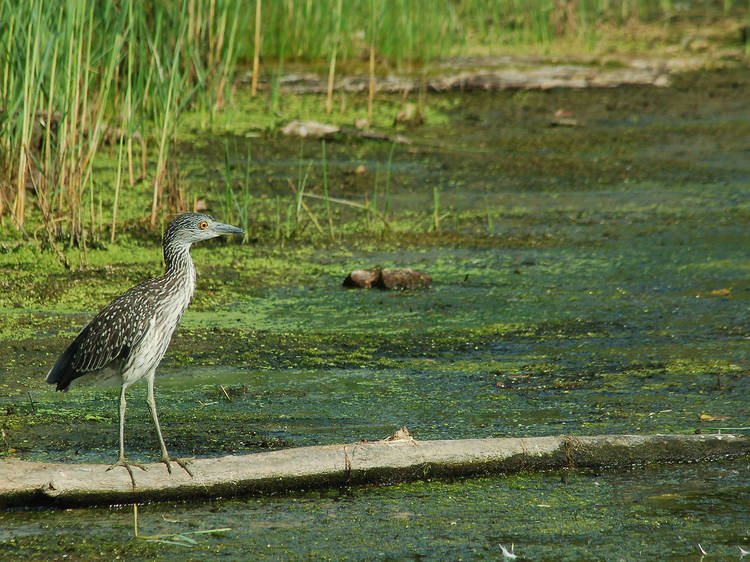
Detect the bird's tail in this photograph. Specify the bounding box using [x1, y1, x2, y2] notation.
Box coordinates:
[46, 344, 78, 392]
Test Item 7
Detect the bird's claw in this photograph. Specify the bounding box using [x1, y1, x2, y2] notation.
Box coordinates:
[106, 458, 147, 489]
[160, 456, 195, 478]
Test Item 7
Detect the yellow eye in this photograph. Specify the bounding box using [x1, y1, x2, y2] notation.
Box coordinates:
[199, 221, 208, 230]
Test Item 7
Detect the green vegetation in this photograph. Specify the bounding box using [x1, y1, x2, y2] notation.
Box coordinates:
[1, 0, 748, 257]
[1, 461, 749, 559]
[0, 54, 748, 558]
[0, 0, 239, 241]
[244, 0, 750, 66]
[1, 3, 748, 557]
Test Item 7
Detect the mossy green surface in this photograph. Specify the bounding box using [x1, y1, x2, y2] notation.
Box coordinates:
[1, 69, 749, 557]
[1, 461, 748, 560]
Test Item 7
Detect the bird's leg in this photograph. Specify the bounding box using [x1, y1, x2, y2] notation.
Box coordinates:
[146, 374, 194, 477]
[106, 384, 146, 488]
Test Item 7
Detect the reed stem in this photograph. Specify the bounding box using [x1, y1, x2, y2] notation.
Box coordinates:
[251, 0, 262, 97]
[326, 0, 343, 115]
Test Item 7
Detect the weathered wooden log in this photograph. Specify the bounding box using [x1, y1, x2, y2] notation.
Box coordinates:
[242, 62, 672, 94]
[1, 432, 747, 508]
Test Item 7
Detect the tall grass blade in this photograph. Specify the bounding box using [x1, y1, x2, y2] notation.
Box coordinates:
[150, 21, 187, 227]
[321, 140, 334, 240]
[326, 0, 343, 115]
[251, 0, 262, 97]
[432, 185, 440, 231]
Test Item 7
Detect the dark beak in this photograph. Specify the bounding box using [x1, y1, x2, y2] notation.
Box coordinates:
[212, 222, 245, 235]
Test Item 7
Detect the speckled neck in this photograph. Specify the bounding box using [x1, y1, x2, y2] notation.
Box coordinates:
[160, 238, 197, 313]
[163, 239, 194, 275]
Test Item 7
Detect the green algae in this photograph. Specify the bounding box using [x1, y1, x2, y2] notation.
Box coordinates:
[1, 460, 748, 560]
[1, 68, 750, 558]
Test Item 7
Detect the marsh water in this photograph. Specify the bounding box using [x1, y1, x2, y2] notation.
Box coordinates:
[1, 69, 749, 559]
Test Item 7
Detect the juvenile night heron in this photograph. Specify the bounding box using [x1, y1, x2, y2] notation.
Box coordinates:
[46, 213, 244, 483]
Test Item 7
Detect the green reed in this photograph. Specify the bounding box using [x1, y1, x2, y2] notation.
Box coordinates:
[320, 141, 334, 241]
[0, 0, 242, 247]
[1, 0, 743, 251]
[220, 140, 253, 242]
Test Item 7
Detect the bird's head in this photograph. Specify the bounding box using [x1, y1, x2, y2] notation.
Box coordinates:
[164, 213, 245, 248]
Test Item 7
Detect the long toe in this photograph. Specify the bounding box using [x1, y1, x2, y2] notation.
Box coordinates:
[160, 456, 195, 478]
[106, 458, 147, 489]
[175, 457, 195, 478]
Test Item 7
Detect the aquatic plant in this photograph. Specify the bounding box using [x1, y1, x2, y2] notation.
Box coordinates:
[1, 0, 745, 252]
[0, 0, 240, 243]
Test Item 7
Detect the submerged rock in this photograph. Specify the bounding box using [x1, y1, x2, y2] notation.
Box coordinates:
[380, 268, 432, 289]
[280, 120, 340, 138]
[343, 267, 432, 290]
[280, 119, 411, 145]
[343, 269, 380, 288]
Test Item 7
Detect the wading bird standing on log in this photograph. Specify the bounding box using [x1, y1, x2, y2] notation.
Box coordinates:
[46, 213, 244, 484]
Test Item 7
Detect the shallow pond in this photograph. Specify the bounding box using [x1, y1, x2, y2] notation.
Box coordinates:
[1, 459, 748, 560]
[1, 69, 749, 558]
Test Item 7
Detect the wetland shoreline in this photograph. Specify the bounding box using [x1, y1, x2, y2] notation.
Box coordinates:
[1, 65, 748, 558]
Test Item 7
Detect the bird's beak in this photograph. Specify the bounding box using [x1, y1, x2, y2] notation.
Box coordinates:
[212, 222, 245, 235]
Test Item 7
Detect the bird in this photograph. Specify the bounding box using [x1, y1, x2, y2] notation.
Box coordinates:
[46, 213, 244, 484]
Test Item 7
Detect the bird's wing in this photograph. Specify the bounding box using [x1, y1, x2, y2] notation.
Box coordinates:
[46, 283, 156, 390]
[70, 293, 153, 372]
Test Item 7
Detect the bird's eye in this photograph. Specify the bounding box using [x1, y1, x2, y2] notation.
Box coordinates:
[199, 221, 208, 230]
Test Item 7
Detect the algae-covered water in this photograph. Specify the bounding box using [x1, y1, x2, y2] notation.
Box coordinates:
[2, 460, 748, 560]
[1, 69, 749, 558]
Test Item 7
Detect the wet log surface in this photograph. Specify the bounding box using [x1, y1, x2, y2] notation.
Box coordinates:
[238, 55, 686, 94]
[1, 432, 748, 508]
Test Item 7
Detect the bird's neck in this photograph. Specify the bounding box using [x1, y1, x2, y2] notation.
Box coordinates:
[163, 242, 197, 286]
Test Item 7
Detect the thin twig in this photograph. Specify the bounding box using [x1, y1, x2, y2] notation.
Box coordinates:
[220, 385, 232, 401]
[24, 147, 70, 269]
[287, 179, 325, 235]
[302, 192, 391, 230]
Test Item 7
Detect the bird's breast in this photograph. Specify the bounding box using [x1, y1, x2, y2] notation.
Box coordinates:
[121, 270, 195, 384]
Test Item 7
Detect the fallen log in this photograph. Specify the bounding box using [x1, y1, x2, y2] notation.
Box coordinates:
[242, 60, 672, 94]
[1, 431, 748, 508]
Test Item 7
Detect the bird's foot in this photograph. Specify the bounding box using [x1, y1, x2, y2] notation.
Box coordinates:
[106, 457, 147, 489]
[160, 455, 195, 478]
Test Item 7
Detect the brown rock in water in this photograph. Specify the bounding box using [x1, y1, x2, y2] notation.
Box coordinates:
[380, 268, 432, 290]
[343, 267, 432, 290]
[280, 120, 340, 138]
[343, 269, 381, 288]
